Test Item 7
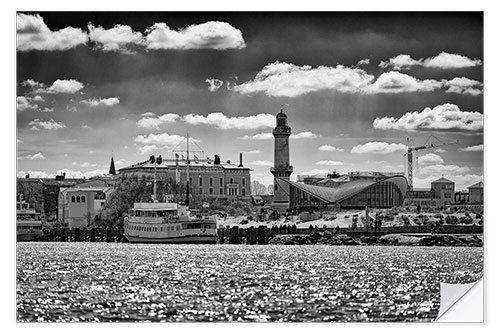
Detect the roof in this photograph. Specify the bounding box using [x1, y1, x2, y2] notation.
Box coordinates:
[277, 175, 408, 204]
[468, 181, 484, 189]
[119, 158, 251, 171]
[431, 177, 454, 184]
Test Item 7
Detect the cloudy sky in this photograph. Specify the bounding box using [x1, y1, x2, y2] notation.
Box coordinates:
[16, 12, 484, 190]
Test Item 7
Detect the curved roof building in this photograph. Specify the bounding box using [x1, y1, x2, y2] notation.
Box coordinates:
[276, 175, 408, 210]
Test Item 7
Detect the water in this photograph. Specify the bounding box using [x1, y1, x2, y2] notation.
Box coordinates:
[16, 243, 483, 322]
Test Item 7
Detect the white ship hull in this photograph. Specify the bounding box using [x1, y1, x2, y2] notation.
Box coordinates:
[124, 234, 217, 244]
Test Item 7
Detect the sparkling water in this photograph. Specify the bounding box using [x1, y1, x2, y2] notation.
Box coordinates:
[16, 243, 483, 322]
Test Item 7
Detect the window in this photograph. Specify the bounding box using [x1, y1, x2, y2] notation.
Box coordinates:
[199, 177, 203, 186]
[210, 177, 213, 186]
[81, 196, 86, 203]
[199, 187, 203, 194]
[444, 193, 451, 198]
[242, 178, 245, 187]
[71, 196, 75, 203]
[77, 196, 81, 203]
[275, 184, 278, 191]
[209, 188, 213, 195]
[219, 188, 223, 195]
[242, 188, 246, 196]
[220, 178, 223, 186]
[441, 185, 446, 189]
[230, 178, 233, 184]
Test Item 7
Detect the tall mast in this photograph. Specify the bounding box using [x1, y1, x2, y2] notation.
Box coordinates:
[153, 156, 157, 202]
[185, 133, 190, 207]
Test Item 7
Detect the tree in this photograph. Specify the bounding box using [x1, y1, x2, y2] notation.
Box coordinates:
[267, 184, 274, 195]
[251, 180, 270, 195]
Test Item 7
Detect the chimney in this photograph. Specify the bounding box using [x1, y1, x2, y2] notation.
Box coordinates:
[239, 153, 243, 167]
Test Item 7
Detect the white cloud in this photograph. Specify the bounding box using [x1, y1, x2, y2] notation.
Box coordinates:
[233, 61, 374, 97]
[136, 113, 181, 129]
[373, 103, 483, 132]
[17, 13, 88, 51]
[114, 159, 131, 167]
[88, 23, 143, 52]
[17, 139, 23, 144]
[32, 95, 44, 102]
[298, 169, 332, 176]
[434, 148, 446, 153]
[21, 79, 44, 88]
[238, 133, 273, 140]
[81, 97, 120, 107]
[460, 144, 483, 152]
[233, 61, 482, 97]
[134, 133, 198, 150]
[290, 131, 319, 139]
[56, 168, 109, 178]
[378, 52, 482, 70]
[145, 21, 245, 50]
[379, 54, 422, 70]
[246, 160, 273, 167]
[17, 168, 108, 179]
[28, 119, 66, 131]
[417, 164, 470, 178]
[242, 150, 262, 154]
[423, 52, 482, 69]
[41, 79, 84, 94]
[417, 153, 444, 166]
[444, 77, 483, 95]
[184, 112, 275, 130]
[318, 144, 344, 152]
[81, 125, 91, 129]
[316, 160, 345, 166]
[17, 96, 39, 111]
[21, 152, 45, 160]
[366, 71, 442, 94]
[141, 112, 156, 117]
[351, 141, 406, 154]
[238, 131, 318, 140]
[205, 78, 224, 92]
[356, 58, 370, 66]
[80, 162, 97, 168]
[138, 145, 160, 155]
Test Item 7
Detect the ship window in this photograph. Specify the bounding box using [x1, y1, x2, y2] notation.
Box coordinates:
[71, 196, 75, 203]
[82, 196, 86, 203]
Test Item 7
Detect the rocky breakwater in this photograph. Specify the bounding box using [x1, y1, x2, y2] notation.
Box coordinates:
[268, 232, 483, 247]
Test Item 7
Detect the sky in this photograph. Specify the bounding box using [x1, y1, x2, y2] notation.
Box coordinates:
[16, 12, 484, 190]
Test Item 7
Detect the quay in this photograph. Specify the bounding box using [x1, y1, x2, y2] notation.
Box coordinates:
[28, 223, 483, 247]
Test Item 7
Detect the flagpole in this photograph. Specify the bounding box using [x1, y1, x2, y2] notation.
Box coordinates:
[185, 133, 190, 207]
[153, 155, 157, 202]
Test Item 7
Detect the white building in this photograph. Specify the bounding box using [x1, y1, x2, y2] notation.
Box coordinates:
[58, 179, 115, 228]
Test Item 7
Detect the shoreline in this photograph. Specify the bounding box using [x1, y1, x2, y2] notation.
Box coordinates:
[267, 232, 483, 247]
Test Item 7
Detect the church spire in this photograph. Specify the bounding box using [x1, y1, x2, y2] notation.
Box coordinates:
[109, 156, 116, 175]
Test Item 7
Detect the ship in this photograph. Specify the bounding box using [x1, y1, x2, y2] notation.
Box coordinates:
[17, 201, 43, 241]
[123, 202, 217, 244]
[123, 134, 217, 244]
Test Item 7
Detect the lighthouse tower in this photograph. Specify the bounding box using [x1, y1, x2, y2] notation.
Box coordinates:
[271, 106, 293, 209]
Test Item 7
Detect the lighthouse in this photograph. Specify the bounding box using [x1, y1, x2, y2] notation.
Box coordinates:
[271, 106, 293, 209]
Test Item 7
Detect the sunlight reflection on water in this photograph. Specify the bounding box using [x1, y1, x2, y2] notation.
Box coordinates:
[16, 243, 483, 322]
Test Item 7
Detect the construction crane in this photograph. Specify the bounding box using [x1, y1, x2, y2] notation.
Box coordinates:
[406, 134, 459, 190]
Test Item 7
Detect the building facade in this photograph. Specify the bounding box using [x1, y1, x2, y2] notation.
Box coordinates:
[277, 175, 408, 211]
[58, 179, 115, 228]
[468, 181, 484, 203]
[271, 107, 293, 209]
[118, 153, 251, 200]
[431, 177, 455, 206]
